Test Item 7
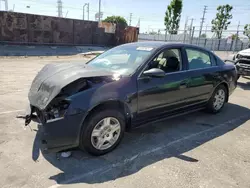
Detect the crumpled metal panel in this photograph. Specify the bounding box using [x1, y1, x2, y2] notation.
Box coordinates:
[0, 11, 28, 42]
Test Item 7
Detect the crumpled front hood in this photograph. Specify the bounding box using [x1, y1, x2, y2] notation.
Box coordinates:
[28, 62, 114, 110]
[238, 48, 250, 56]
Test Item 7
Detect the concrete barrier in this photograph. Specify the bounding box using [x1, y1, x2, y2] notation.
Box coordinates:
[0, 45, 108, 56]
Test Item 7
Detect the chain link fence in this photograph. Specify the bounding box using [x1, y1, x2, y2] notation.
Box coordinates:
[138, 28, 249, 53]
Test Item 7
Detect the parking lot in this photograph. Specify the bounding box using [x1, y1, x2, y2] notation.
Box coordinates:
[0, 55, 250, 188]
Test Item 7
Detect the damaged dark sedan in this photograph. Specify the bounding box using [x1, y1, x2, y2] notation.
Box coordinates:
[24, 42, 238, 155]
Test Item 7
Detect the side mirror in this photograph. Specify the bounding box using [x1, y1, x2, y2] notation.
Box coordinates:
[143, 68, 165, 78]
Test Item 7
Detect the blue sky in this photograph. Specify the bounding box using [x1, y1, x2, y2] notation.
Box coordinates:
[1, 0, 250, 34]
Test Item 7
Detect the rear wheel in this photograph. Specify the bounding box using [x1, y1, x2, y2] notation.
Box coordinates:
[206, 85, 227, 113]
[79, 109, 125, 156]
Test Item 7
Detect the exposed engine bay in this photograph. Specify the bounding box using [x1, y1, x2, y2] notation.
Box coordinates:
[43, 76, 113, 122]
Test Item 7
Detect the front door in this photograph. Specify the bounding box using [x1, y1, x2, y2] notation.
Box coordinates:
[136, 48, 190, 123]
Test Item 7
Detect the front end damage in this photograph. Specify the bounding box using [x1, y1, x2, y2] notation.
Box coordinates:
[234, 53, 250, 76]
[22, 63, 116, 153]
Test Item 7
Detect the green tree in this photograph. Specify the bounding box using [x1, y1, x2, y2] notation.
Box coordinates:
[211, 4, 233, 39]
[231, 33, 239, 40]
[103, 16, 128, 26]
[243, 24, 250, 40]
[201, 33, 207, 38]
[164, 0, 183, 34]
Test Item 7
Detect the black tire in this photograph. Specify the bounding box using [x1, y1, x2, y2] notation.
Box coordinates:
[79, 109, 125, 156]
[237, 75, 240, 80]
[206, 85, 227, 114]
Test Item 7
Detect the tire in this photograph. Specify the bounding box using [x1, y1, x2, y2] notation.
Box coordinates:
[237, 75, 240, 80]
[206, 85, 227, 114]
[79, 109, 125, 156]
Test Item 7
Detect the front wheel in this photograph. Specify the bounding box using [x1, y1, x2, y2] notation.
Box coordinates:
[79, 109, 125, 156]
[206, 85, 227, 113]
[237, 74, 240, 80]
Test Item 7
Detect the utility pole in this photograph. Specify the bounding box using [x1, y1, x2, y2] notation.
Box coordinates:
[136, 18, 140, 28]
[0, 0, 8, 11]
[191, 26, 195, 44]
[57, 0, 63, 17]
[199, 5, 207, 39]
[183, 16, 189, 43]
[129, 13, 132, 26]
[233, 21, 241, 53]
[204, 24, 208, 36]
[87, 3, 89, 20]
[189, 18, 194, 43]
[65, 10, 68, 18]
[98, 0, 101, 23]
[5, 0, 8, 10]
[197, 5, 207, 45]
[83, 3, 89, 20]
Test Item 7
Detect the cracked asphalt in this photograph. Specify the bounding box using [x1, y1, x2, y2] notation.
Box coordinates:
[0, 55, 250, 188]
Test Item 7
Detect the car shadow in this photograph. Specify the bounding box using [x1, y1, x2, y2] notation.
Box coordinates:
[242, 76, 250, 80]
[237, 81, 250, 90]
[32, 103, 250, 185]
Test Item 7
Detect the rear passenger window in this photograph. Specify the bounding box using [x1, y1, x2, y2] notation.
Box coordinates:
[186, 49, 212, 70]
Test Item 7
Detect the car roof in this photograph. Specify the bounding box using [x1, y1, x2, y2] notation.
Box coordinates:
[120, 41, 211, 53]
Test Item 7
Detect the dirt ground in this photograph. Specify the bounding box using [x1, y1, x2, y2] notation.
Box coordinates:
[0, 54, 250, 188]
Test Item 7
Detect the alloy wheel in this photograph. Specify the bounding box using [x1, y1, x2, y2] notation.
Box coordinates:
[91, 117, 121, 150]
[213, 89, 226, 111]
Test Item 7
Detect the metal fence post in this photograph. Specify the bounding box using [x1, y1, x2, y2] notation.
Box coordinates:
[183, 28, 186, 43]
[165, 29, 167, 41]
[232, 39, 236, 53]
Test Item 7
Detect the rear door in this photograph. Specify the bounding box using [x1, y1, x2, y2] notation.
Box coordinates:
[184, 48, 218, 105]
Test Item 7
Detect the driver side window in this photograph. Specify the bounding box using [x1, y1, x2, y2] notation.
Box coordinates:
[149, 48, 182, 73]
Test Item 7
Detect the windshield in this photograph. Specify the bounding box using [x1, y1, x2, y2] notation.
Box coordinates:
[87, 45, 155, 75]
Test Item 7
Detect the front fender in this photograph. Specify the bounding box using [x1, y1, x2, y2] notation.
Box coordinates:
[67, 88, 133, 145]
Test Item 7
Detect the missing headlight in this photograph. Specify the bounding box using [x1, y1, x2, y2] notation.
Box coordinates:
[237, 54, 242, 59]
[45, 100, 70, 121]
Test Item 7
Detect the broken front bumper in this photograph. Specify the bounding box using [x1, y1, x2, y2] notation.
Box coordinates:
[25, 105, 85, 153]
[236, 58, 250, 76]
